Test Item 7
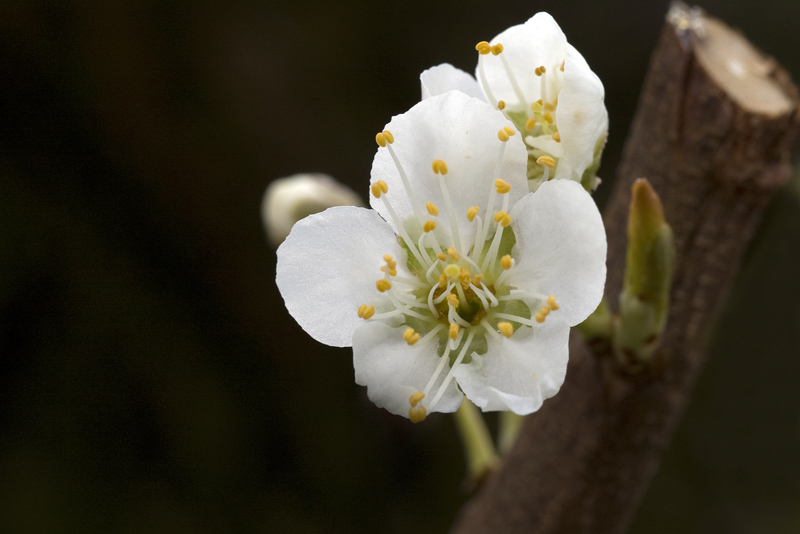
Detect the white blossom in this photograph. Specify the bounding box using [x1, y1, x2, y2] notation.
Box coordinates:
[276, 91, 606, 421]
[421, 12, 608, 191]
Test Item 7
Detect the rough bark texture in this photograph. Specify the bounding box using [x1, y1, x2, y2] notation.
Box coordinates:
[451, 10, 799, 534]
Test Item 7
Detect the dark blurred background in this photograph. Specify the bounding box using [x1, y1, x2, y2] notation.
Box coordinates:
[1, 0, 799, 532]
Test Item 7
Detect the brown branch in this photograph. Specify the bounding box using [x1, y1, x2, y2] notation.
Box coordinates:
[451, 7, 799, 534]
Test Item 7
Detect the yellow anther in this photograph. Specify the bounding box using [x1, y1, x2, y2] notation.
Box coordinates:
[494, 179, 512, 194]
[497, 322, 514, 338]
[438, 273, 447, 287]
[536, 155, 556, 168]
[423, 220, 437, 233]
[500, 254, 512, 270]
[370, 180, 389, 198]
[403, 327, 420, 345]
[449, 323, 459, 340]
[383, 254, 393, 263]
[535, 311, 546, 323]
[447, 247, 460, 261]
[357, 304, 375, 319]
[446, 294, 459, 308]
[436, 252, 447, 262]
[473, 274, 484, 285]
[376, 279, 392, 292]
[409, 405, 427, 423]
[531, 100, 543, 113]
[475, 41, 492, 55]
[502, 214, 512, 227]
[547, 294, 560, 310]
[375, 132, 388, 147]
[535, 65, 547, 76]
[497, 100, 506, 110]
[552, 131, 561, 143]
[491, 43, 503, 55]
[426, 201, 439, 216]
[444, 264, 460, 279]
[503, 126, 515, 136]
[544, 112, 554, 124]
[467, 206, 480, 222]
[525, 117, 537, 131]
[459, 268, 471, 285]
[497, 128, 510, 142]
[540, 306, 551, 317]
[432, 159, 449, 175]
[409, 391, 425, 407]
[560, 60, 565, 72]
[382, 130, 394, 144]
[493, 210, 507, 223]
[544, 102, 556, 112]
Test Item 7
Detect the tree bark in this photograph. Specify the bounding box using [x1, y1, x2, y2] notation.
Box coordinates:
[451, 7, 799, 534]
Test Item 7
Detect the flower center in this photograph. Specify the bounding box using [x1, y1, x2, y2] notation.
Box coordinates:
[364, 129, 560, 422]
[475, 40, 567, 183]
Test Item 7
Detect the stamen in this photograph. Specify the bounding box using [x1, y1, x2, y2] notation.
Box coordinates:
[426, 283, 440, 315]
[475, 41, 492, 55]
[497, 100, 506, 110]
[433, 282, 455, 304]
[430, 329, 475, 409]
[537, 155, 556, 168]
[403, 327, 421, 345]
[379, 192, 428, 267]
[376, 279, 392, 292]
[481, 319, 502, 343]
[544, 113, 554, 124]
[540, 306, 551, 317]
[467, 206, 480, 222]
[494, 312, 535, 326]
[370, 180, 389, 198]
[525, 117, 537, 131]
[560, 60, 565, 72]
[535, 66, 546, 76]
[497, 128, 511, 143]
[493, 210, 512, 227]
[382, 135, 425, 222]
[500, 254, 512, 270]
[479, 281, 499, 307]
[491, 43, 503, 55]
[357, 304, 375, 319]
[447, 248, 460, 261]
[436, 252, 447, 262]
[426, 201, 439, 216]
[469, 283, 490, 311]
[535, 311, 546, 323]
[547, 294, 560, 310]
[409, 405, 427, 423]
[497, 322, 514, 338]
[409, 391, 425, 407]
[552, 131, 561, 142]
[497, 50, 529, 110]
[449, 323, 459, 340]
[446, 294, 459, 308]
[433, 159, 463, 252]
[423, 220, 437, 233]
[494, 179, 511, 194]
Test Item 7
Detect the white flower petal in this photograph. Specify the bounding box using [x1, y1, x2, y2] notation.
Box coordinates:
[353, 321, 463, 417]
[276, 206, 406, 347]
[370, 91, 528, 249]
[478, 12, 567, 112]
[525, 134, 565, 159]
[452, 322, 569, 414]
[421, 64, 484, 101]
[556, 44, 609, 181]
[508, 180, 606, 326]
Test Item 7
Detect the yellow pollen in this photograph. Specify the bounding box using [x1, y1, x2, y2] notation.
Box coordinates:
[409, 405, 427, 423]
[423, 220, 437, 233]
[467, 206, 480, 222]
[497, 100, 506, 110]
[497, 322, 513, 338]
[403, 327, 421, 345]
[494, 179, 512, 194]
[540, 306, 551, 317]
[447, 247, 460, 261]
[547, 294, 560, 310]
[531, 100, 543, 113]
[444, 264, 460, 279]
[446, 294, 459, 308]
[493, 210, 507, 223]
[375, 132, 387, 147]
[438, 273, 447, 288]
[552, 131, 561, 143]
[500, 214, 512, 227]
[473, 274, 484, 285]
[560, 60, 565, 72]
[475, 41, 492, 55]
[544, 102, 556, 112]
[525, 117, 537, 131]
[503, 126, 515, 136]
[500, 254, 512, 270]
[544, 112, 554, 124]
[491, 43, 503, 55]
[383, 254, 393, 262]
[382, 130, 394, 144]
[376, 279, 392, 292]
[535, 311, 546, 323]
[449, 323, 459, 340]
[357, 304, 375, 319]
[537, 155, 556, 168]
[497, 128, 510, 142]
[432, 159, 449, 175]
[459, 268, 471, 286]
[426, 201, 439, 216]
[370, 180, 389, 198]
[436, 253, 447, 262]
[409, 391, 425, 407]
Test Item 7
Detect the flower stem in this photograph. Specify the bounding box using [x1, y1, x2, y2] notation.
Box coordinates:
[454, 398, 499, 485]
[498, 411, 525, 455]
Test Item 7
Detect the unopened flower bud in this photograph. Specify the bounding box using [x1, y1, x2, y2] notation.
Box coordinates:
[261, 173, 363, 247]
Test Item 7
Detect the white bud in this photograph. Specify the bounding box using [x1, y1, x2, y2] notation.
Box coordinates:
[261, 173, 363, 247]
